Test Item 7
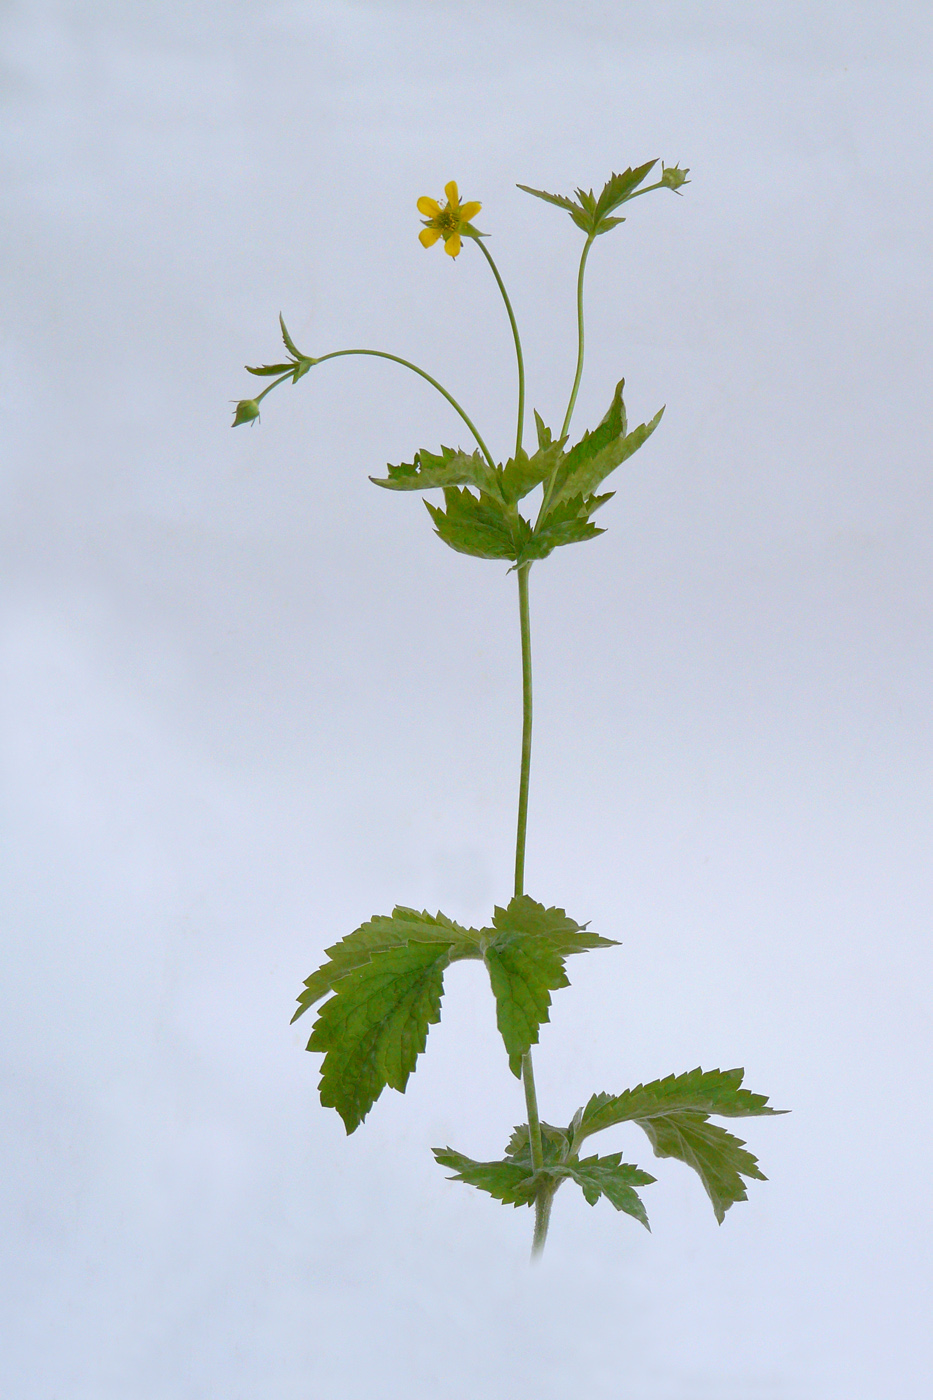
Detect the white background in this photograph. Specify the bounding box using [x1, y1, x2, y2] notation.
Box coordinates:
[2, 3, 931, 1397]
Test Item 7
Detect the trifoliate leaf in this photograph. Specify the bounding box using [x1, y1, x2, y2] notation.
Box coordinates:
[574, 1067, 785, 1223]
[370, 445, 498, 497]
[480, 896, 617, 1075]
[562, 1151, 655, 1228]
[293, 907, 483, 1133]
[543, 380, 663, 516]
[424, 487, 521, 561]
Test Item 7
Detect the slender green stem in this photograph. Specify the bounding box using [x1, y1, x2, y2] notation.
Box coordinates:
[472, 238, 526, 460]
[560, 233, 595, 441]
[309, 349, 497, 470]
[514, 563, 533, 899]
[513, 562, 552, 1254]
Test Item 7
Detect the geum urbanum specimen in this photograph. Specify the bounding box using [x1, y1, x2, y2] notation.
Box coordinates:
[233, 162, 786, 1255]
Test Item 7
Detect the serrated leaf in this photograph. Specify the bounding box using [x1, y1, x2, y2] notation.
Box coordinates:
[578, 1066, 784, 1139]
[293, 907, 483, 1134]
[245, 361, 296, 377]
[292, 906, 481, 1020]
[518, 161, 658, 237]
[503, 1121, 570, 1166]
[432, 1147, 540, 1207]
[279, 313, 306, 360]
[641, 1114, 765, 1224]
[561, 1151, 655, 1228]
[543, 381, 664, 516]
[533, 410, 554, 452]
[308, 942, 450, 1133]
[518, 492, 612, 564]
[497, 438, 567, 505]
[575, 1067, 785, 1223]
[424, 487, 521, 561]
[481, 896, 618, 1075]
[371, 445, 498, 496]
[591, 161, 658, 226]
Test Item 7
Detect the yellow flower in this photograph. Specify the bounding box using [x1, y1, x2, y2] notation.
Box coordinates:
[417, 181, 482, 258]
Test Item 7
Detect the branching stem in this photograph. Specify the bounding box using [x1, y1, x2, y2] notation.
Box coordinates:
[311, 349, 497, 470]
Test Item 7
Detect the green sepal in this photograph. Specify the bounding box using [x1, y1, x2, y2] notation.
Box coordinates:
[293, 907, 483, 1133]
[479, 895, 617, 1075]
[517, 161, 659, 237]
[370, 445, 497, 496]
[575, 1067, 786, 1224]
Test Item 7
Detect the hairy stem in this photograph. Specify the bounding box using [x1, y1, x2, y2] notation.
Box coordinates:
[311, 348, 497, 470]
[473, 239, 526, 460]
[514, 562, 551, 1255]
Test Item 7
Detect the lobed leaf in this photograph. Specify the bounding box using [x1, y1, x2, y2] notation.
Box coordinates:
[517, 161, 659, 237]
[432, 1147, 540, 1207]
[543, 380, 664, 515]
[575, 1067, 785, 1223]
[561, 1151, 655, 1228]
[293, 907, 483, 1133]
[577, 1066, 783, 1140]
[641, 1114, 765, 1224]
[424, 487, 521, 560]
[370, 445, 498, 496]
[480, 896, 617, 1075]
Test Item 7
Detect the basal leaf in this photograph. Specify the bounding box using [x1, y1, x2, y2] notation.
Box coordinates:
[424, 487, 521, 560]
[370, 445, 498, 497]
[293, 907, 483, 1134]
[561, 1151, 655, 1228]
[640, 1114, 765, 1224]
[480, 896, 618, 1075]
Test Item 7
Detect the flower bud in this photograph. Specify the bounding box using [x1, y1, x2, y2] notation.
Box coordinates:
[232, 399, 261, 427]
[660, 164, 689, 191]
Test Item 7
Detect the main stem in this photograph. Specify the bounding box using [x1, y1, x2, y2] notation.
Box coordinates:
[514, 562, 549, 1256]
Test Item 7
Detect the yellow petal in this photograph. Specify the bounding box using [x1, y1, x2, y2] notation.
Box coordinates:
[419, 227, 442, 247]
[459, 201, 481, 223]
[444, 180, 459, 208]
[417, 196, 440, 218]
[443, 232, 461, 257]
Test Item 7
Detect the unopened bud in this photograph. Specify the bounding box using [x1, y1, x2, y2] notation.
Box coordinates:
[661, 164, 689, 191]
[232, 399, 261, 427]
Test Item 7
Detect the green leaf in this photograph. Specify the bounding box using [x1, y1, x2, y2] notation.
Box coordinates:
[497, 438, 567, 505]
[424, 487, 521, 561]
[370, 445, 498, 496]
[480, 896, 618, 1075]
[432, 1147, 540, 1207]
[577, 1066, 784, 1139]
[293, 907, 482, 1133]
[575, 1067, 786, 1223]
[245, 361, 296, 376]
[279, 312, 307, 360]
[562, 1151, 655, 1228]
[517, 161, 659, 237]
[517, 493, 612, 564]
[642, 1115, 766, 1224]
[544, 380, 664, 515]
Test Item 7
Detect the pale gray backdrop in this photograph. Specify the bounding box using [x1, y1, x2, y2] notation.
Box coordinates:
[2, 2, 931, 1397]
